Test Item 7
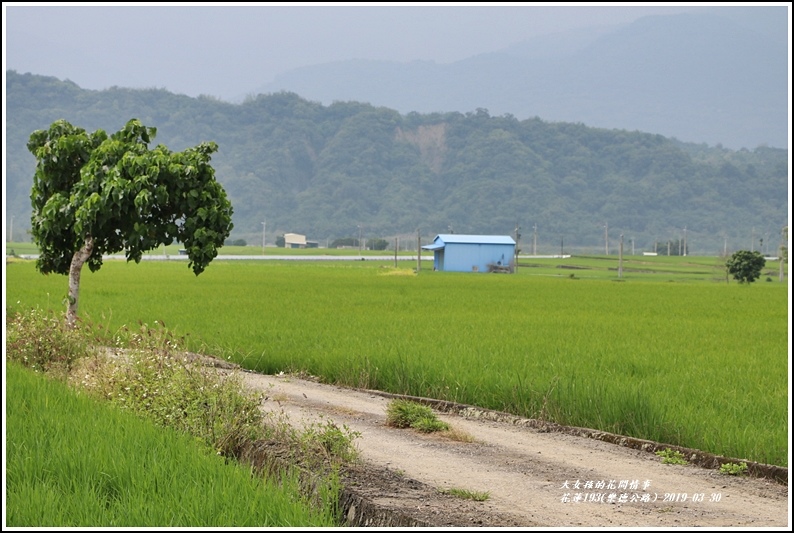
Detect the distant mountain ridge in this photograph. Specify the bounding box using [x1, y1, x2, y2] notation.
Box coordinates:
[256, 9, 788, 151]
[5, 71, 788, 256]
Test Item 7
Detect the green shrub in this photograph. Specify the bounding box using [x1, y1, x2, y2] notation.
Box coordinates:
[719, 462, 748, 475]
[386, 399, 449, 432]
[299, 419, 361, 464]
[655, 448, 688, 465]
[5, 307, 94, 376]
[412, 417, 451, 433]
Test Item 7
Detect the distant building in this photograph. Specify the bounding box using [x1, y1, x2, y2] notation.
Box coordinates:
[284, 233, 307, 248]
[422, 234, 516, 273]
[284, 233, 319, 249]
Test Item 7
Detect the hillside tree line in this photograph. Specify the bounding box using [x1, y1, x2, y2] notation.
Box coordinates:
[6, 70, 788, 255]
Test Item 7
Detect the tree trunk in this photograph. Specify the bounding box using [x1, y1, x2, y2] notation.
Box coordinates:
[67, 236, 94, 327]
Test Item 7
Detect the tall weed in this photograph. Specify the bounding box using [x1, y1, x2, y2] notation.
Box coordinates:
[6, 307, 94, 377]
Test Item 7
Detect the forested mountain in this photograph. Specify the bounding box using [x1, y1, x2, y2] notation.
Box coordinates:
[5, 70, 788, 255]
[256, 9, 788, 151]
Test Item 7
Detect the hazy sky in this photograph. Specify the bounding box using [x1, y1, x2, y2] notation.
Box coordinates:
[3, 2, 702, 102]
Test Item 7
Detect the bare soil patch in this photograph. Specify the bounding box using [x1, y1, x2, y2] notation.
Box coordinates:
[207, 356, 788, 528]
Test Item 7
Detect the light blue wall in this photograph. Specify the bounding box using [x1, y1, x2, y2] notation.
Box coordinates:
[441, 242, 515, 272]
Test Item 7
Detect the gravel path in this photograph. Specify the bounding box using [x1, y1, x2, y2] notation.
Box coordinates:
[236, 371, 789, 527]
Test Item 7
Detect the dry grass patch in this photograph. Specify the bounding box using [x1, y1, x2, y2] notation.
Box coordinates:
[440, 426, 476, 443]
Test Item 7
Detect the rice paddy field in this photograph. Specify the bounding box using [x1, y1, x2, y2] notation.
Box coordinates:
[4, 252, 790, 467]
[5, 361, 337, 527]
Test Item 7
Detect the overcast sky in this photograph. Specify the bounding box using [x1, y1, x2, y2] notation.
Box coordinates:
[3, 2, 707, 102]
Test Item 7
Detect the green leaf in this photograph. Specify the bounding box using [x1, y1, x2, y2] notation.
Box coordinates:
[134, 190, 151, 209]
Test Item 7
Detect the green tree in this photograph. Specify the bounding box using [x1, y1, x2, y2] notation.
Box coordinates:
[367, 238, 389, 251]
[725, 250, 766, 284]
[275, 234, 285, 247]
[330, 237, 358, 248]
[28, 118, 233, 326]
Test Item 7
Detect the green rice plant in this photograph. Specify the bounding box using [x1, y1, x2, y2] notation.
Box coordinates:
[5, 258, 787, 466]
[655, 448, 688, 465]
[4, 241, 40, 255]
[441, 488, 491, 501]
[5, 362, 337, 527]
[719, 462, 748, 476]
[386, 399, 449, 433]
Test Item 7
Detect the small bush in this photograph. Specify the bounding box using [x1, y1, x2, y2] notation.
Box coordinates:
[719, 462, 748, 476]
[256, 411, 360, 478]
[655, 448, 688, 465]
[5, 307, 94, 376]
[300, 419, 361, 464]
[386, 399, 449, 432]
[412, 416, 450, 433]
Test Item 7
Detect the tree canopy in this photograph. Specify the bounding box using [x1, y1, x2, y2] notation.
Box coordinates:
[28, 118, 233, 324]
[725, 250, 766, 284]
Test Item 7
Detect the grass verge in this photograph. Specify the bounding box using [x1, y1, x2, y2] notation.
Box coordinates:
[5, 307, 358, 526]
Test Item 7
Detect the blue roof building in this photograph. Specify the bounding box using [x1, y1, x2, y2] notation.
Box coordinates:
[422, 234, 516, 273]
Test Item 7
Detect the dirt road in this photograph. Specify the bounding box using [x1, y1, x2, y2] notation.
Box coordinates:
[235, 369, 788, 527]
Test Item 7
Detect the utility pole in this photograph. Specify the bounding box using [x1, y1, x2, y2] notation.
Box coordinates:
[416, 229, 421, 273]
[533, 223, 537, 256]
[261, 221, 266, 255]
[514, 223, 521, 271]
[358, 225, 362, 257]
[604, 222, 609, 255]
[780, 225, 787, 282]
[683, 227, 687, 256]
[631, 237, 635, 256]
[751, 227, 755, 252]
[618, 233, 624, 278]
[723, 235, 728, 257]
